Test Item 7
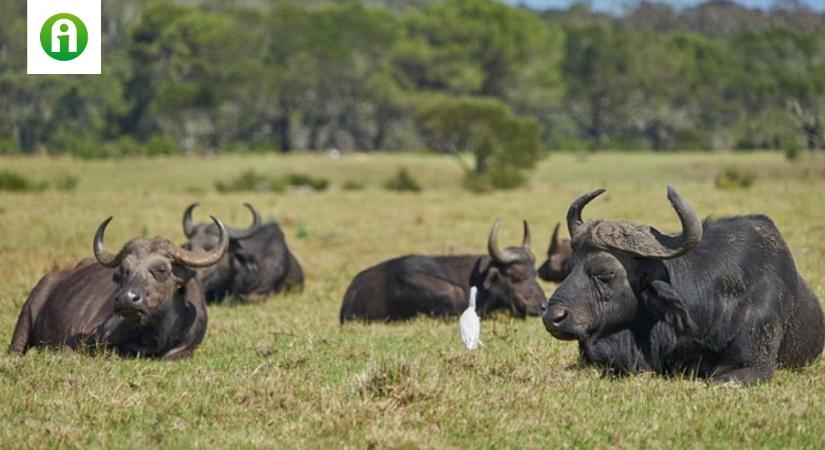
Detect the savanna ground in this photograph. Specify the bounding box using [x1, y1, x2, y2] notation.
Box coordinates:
[1, 151, 824, 449]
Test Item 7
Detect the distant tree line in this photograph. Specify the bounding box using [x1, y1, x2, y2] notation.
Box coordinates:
[1, 0, 824, 157]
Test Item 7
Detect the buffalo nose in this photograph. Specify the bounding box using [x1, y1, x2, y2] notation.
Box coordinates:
[117, 290, 142, 305]
[545, 305, 568, 326]
[126, 291, 141, 303]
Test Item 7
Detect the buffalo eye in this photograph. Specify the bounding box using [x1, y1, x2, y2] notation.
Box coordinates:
[115, 268, 129, 282]
[594, 271, 615, 283]
[150, 264, 170, 282]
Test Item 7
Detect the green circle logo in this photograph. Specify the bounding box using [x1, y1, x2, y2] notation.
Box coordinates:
[40, 13, 88, 61]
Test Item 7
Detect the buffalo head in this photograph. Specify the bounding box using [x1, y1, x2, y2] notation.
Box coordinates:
[182, 203, 261, 298]
[537, 223, 572, 283]
[94, 216, 228, 324]
[543, 186, 702, 341]
[482, 219, 546, 317]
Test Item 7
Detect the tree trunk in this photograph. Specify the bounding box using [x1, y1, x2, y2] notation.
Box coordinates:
[802, 119, 822, 150]
[588, 95, 605, 151]
[372, 120, 387, 151]
[19, 119, 37, 154]
[273, 116, 292, 153]
[307, 116, 328, 151]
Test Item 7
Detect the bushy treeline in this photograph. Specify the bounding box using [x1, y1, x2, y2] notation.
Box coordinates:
[1, 0, 824, 156]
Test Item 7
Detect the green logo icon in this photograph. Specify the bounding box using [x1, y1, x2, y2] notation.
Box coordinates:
[40, 13, 88, 61]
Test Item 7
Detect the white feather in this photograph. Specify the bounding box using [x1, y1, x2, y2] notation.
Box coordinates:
[460, 286, 482, 350]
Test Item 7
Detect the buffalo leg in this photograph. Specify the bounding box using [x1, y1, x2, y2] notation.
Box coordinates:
[8, 272, 61, 355]
[281, 251, 304, 293]
[161, 281, 208, 359]
[711, 364, 775, 385]
[712, 314, 782, 385]
[161, 346, 194, 360]
[403, 273, 465, 317]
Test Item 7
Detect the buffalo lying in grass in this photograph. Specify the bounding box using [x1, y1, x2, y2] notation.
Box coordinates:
[340, 219, 546, 322]
[537, 223, 572, 283]
[183, 203, 304, 302]
[9, 217, 227, 358]
[543, 186, 824, 384]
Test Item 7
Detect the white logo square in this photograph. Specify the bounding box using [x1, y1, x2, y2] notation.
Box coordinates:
[27, 0, 101, 74]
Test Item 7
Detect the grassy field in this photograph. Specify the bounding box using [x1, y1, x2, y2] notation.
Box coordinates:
[1, 151, 825, 448]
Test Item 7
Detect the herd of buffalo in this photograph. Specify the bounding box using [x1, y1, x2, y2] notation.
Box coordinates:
[8, 186, 824, 384]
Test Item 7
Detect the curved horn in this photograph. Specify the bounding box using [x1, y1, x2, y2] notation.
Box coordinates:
[567, 188, 606, 238]
[548, 223, 561, 254]
[93, 217, 127, 268]
[522, 220, 531, 250]
[168, 216, 229, 267]
[488, 218, 518, 264]
[227, 203, 262, 240]
[182, 203, 198, 239]
[591, 185, 703, 260]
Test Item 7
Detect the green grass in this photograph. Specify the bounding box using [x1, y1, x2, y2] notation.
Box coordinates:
[1, 151, 825, 448]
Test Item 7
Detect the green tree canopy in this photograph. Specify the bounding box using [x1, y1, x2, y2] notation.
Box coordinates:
[417, 96, 542, 190]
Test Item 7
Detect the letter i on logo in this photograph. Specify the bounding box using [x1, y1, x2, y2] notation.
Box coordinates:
[27, 0, 101, 74]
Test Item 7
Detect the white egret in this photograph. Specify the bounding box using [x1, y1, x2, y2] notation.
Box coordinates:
[459, 286, 482, 350]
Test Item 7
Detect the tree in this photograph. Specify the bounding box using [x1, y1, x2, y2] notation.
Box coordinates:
[739, 28, 825, 150]
[128, 3, 262, 151]
[416, 96, 542, 191]
[265, 3, 402, 151]
[561, 23, 632, 150]
[397, 0, 564, 101]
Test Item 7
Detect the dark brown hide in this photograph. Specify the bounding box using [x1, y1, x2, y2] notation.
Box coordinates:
[340, 220, 545, 322]
[9, 218, 226, 358]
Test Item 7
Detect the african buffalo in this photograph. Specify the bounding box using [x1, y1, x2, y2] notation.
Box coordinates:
[537, 223, 572, 282]
[9, 217, 227, 358]
[543, 186, 824, 384]
[340, 219, 546, 322]
[182, 203, 304, 302]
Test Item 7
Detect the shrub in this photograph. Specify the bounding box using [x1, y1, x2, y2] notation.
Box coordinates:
[216, 171, 330, 193]
[0, 138, 20, 155]
[463, 167, 527, 192]
[715, 168, 755, 190]
[114, 136, 146, 157]
[52, 174, 79, 191]
[0, 171, 47, 192]
[384, 167, 421, 192]
[216, 170, 278, 193]
[57, 132, 101, 159]
[342, 180, 365, 191]
[463, 175, 492, 193]
[146, 135, 178, 156]
[784, 142, 803, 161]
[284, 173, 329, 192]
[488, 165, 527, 190]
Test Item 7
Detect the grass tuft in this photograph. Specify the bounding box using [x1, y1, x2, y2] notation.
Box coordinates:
[384, 167, 421, 192]
[715, 167, 755, 190]
[215, 170, 329, 193]
[0, 170, 46, 192]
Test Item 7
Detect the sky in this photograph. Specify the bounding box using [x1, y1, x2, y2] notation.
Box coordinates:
[503, 0, 825, 13]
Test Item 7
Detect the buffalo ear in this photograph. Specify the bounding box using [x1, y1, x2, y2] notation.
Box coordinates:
[641, 280, 696, 335]
[172, 265, 197, 285]
[483, 267, 500, 290]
